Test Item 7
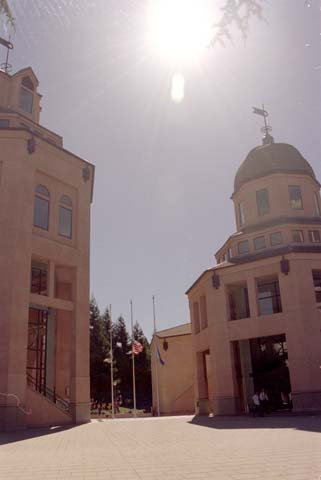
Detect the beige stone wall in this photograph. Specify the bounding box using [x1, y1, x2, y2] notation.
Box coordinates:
[232, 173, 321, 231]
[26, 387, 72, 427]
[151, 333, 194, 415]
[0, 68, 93, 429]
[188, 252, 321, 414]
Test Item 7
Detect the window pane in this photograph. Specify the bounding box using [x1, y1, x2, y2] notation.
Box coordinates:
[228, 285, 250, 320]
[31, 268, 47, 295]
[59, 207, 72, 238]
[312, 270, 321, 303]
[258, 280, 282, 315]
[35, 185, 49, 197]
[238, 240, 249, 254]
[270, 232, 283, 246]
[20, 88, 33, 114]
[254, 236, 266, 250]
[289, 185, 303, 209]
[0, 119, 9, 128]
[292, 230, 304, 243]
[34, 197, 49, 230]
[309, 230, 321, 243]
[239, 202, 245, 226]
[314, 192, 321, 216]
[256, 189, 270, 216]
[22, 76, 34, 91]
[60, 194, 72, 207]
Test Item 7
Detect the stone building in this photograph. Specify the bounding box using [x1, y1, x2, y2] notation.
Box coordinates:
[0, 66, 94, 429]
[186, 135, 321, 415]
[151, 324, 194, 415]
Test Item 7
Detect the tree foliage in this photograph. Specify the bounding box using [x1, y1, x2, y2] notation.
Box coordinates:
[211, 0, 265, 46]
[132, 322, 152, 407]
[90, 296, 109, 401]
[89, 299, 152, 409]
[0, 0, 14, 27]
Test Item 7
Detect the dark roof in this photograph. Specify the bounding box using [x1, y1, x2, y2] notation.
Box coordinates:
[234, 142, 316, 193]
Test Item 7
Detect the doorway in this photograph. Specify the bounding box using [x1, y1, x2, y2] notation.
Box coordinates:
[233, 334, 292, 412]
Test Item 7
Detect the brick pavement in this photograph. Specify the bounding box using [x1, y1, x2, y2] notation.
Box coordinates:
[0, 415, 320, 480]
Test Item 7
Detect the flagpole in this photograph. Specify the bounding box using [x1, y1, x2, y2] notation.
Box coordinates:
[110, 304, 115, 419]
[153, 295, 160, 417]
[130, 300, 137, 418]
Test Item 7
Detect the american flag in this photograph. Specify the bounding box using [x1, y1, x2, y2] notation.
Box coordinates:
[132, 340, 143, 355]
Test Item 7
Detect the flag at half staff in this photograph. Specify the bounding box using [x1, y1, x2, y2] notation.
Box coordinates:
[157, 346, 165, 366]
[133, 340, 143, 355]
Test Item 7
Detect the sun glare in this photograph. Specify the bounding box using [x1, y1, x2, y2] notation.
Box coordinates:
[146, 0, 213, 65]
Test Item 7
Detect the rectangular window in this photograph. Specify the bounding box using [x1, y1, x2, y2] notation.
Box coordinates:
[0, 119, 9, 128]
[270, 232, 283, 246]
[292, 230, 304, 243]
[20, 88, 33, 114]
[31, 265, 48, 295]
[289, 185, 303, 210]
[238, 240, 249, 254]
[228, 284, 250, 320]
[254, 236, 266, 250]
[238, 202, 245, 226]
[314, 192, 321, 216]
[200, 296, 208, 330]
[309, 230, 321, 243]
[256, 189, 270, 216]
[257, 278, 282, 315]
[312, 270, 321, 303]
[193, 302, 200, 334]
[228, 247, 233, 260]
[34, 196, 49, 230]
[59, 207, 72, 238]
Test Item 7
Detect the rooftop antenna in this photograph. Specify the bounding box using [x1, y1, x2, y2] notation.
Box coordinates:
[252, 104, 274, 145]
[0, 36, 13, 73]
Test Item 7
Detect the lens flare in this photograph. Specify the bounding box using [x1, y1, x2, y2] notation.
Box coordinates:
[171, 73, 185, 103]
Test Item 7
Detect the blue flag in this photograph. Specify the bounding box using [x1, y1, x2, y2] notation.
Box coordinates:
[157, 346, 165, 366]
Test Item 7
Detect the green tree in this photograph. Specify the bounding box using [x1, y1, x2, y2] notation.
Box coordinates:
[89, 296, 109, 401]
[132, 322, 152, 409]
[113, 316, 131, 403]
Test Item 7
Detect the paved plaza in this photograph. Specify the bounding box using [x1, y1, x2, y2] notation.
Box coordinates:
[0, 415, 321, 480]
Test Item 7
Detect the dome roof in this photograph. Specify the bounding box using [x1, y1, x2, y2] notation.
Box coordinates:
[234, 142, 316, 193]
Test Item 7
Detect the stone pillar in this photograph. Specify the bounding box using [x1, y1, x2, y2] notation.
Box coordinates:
[69, 266, 90, 424]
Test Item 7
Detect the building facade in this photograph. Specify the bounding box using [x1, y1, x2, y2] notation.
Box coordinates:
[151, 324, 194, 415]
[0, 67, 94, 430]
[187, 137, 321, 415]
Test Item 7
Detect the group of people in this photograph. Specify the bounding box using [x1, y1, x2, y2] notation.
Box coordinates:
[91, 395, 123, 416]
[252, 388, 270, 416]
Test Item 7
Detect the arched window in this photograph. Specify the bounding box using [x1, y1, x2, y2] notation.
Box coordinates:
[20, 76, 34, 114]
[58, 194, 72, 239]
[34, 185, 50, 230]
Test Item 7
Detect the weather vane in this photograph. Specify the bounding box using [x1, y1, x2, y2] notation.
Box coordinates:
[252, 104, 274, 145]
[0, 36, 14, 74]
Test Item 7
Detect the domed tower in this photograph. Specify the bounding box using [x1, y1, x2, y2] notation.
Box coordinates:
[216, 142, 321, 262]
[187, 135, 321, 417]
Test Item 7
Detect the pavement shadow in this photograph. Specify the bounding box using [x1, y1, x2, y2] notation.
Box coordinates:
[189, 414, 321, 433]
[0, 423, 79, 446]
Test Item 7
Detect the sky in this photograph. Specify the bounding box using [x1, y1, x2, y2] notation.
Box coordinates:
[1, 0, 320, 339]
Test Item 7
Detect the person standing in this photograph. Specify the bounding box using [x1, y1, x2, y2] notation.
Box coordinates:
[252, 391, 260, 416]
[259, 388, 269, 414]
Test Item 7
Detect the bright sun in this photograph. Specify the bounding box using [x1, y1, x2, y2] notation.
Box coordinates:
[146, 0, 213, 65]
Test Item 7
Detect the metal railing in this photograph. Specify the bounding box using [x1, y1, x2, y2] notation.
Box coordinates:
[27, 373, 70, 413]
